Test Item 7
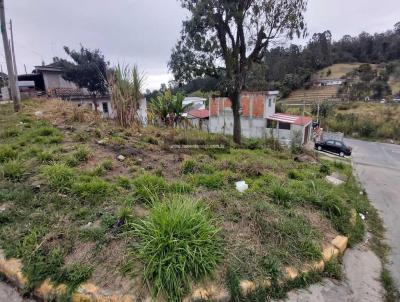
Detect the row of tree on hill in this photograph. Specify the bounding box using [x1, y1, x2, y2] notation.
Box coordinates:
[166, 22, 400, 99]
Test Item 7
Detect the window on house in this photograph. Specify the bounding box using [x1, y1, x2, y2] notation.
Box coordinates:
[278, 122, 291, 130]
[267, 119, 277, 128]
[102, 102, 109, 114]
[268, 98, 272, 107]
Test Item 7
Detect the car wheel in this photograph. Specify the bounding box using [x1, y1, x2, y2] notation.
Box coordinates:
[318, 146, 322, 151]
[339, 152, 345, 157]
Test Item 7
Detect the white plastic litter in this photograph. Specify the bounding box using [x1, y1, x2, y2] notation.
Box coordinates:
[235, 181, 248, 193]
[117, 155, 126, 161]
[34, 111, 43, 117]
[359, 213, 366, 220]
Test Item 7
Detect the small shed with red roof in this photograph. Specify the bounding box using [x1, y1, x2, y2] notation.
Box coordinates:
[187, 109, 210, 131]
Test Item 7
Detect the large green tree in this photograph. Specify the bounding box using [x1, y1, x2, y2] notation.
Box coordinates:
[169, 0, 308, 144]
[54, 46, 109, 109]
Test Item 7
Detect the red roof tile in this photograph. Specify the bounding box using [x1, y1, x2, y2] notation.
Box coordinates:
[267, 114, 312, 126]
[188, 109, 210, 119]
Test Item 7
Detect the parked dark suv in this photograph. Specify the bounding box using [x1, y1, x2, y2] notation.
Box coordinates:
[315, 140, 352, 157]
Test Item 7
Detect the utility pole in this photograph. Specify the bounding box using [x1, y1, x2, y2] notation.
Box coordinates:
[9, 19, 21, 102]
[0, 0, 20, 111]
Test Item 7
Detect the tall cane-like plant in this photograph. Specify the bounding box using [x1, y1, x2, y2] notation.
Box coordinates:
[109, 64, 145, 127]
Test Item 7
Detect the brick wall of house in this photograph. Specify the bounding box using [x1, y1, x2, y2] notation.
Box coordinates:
[210, 92, 269, 118]
[253, 94, 265, 118]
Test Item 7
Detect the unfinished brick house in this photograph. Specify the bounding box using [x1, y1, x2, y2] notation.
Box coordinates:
[208, 91, 313, 146]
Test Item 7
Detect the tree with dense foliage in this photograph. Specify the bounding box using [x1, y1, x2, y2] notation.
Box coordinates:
[169, 0, 308, 144]
[54, 46, 109, 109]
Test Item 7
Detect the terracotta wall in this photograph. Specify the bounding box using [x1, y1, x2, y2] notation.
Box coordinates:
[209, 93, 267, 118]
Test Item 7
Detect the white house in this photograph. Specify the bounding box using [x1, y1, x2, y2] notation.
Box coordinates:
[209, 91, 313, 146]
[314, 78, 345, 87]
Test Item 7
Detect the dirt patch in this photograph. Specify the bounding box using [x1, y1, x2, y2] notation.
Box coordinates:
[88, 240, 140, 296]
[64, 242, 97, 266]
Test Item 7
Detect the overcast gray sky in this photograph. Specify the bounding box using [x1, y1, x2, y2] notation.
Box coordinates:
[3, 0, 400, 90]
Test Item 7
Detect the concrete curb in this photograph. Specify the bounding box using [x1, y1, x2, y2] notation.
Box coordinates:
[0, 235, 348, 302]
[188, 235, 348, 301]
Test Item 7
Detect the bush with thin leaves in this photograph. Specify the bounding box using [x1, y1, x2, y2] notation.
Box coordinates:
[1, 160, 25, 181]
[42, 164, 76, 192]
[131, 197, 222, 301]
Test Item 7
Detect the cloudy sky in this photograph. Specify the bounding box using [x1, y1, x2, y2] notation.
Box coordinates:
[3, 0, 400, 90]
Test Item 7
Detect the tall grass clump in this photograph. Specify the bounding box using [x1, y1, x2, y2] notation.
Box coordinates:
[71, 177, 110, 202]
[132, 174, 167, 204]
[0, 145, 17, 163]
[42, 164, 76, 192]
[132, 197, 222, 301]
[109, 64, 145, 127]
[270, 183, 295, 207]
[0, 160, 25, 181]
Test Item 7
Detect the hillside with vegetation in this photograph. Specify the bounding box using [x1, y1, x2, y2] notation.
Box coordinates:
[323, 102, 400, 143]
[163, 23, 400, 101]
[281, 61, 400, 103]
[0, 99, 382, 301]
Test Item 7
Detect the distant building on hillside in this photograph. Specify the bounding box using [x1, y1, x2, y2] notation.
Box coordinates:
[208, 91, 313, 146]
[314, 78, 345, 87]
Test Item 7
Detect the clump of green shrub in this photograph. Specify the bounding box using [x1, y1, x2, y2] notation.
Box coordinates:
[0, 127, 20, 138]
[116, 176, 132, 189]
[37, 150, 55, 163]
[132, 174, 168, 204]
[42, 164, 76, 192]
[0, 145, 17, 163]
[182, 159, 196, 174]
[100, 159, 113, 171]
[191, 172, 226, 189]
[168, 181, 193, 193]
[288, 170, 304, 180]
[33, 126, 63, 144]
[319, 164, 331, 175]
[270, 183, 294, 207]
[73, 131, 90, 142]
[181, 159, 215, 175]
[1, 160, 25, 181]
[66, 146, 91, 167]
[71, 177, 110, 202]
[132, 197, 222, 301]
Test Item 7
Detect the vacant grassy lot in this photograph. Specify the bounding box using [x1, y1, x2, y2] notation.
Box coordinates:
[0, 99, 375, 301]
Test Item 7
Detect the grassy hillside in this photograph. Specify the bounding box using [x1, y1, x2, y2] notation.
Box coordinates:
[314, 63, 365, 80]
[324, 102, 400, 142]
[0, 99, 374, 301]
[282, 62, 400, 103]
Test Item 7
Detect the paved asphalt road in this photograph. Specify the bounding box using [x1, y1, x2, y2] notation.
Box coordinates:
[345, 138, 400, 290]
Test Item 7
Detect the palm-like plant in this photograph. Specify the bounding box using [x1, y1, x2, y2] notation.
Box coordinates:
[150, 90, 192, 127]
[109, 64, 145, 127]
